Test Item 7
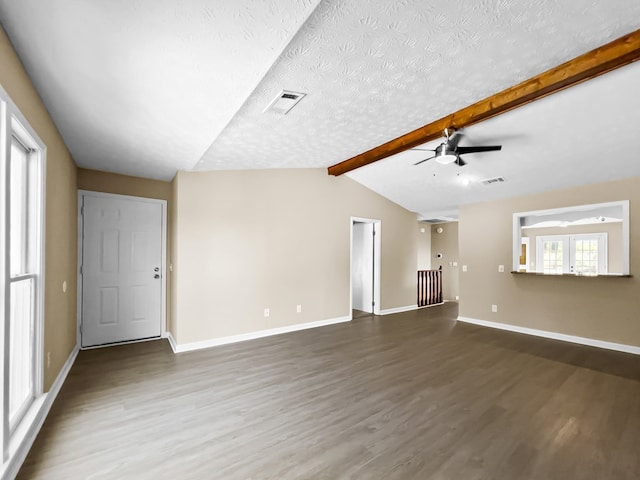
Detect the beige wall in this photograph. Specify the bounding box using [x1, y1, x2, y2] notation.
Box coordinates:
[77, 168, 174, 333]
[1, 27, 78, 389]
[78, 168, 172, 201]
[416, 222, 431, 270]
[522, 222, 623, 273]
[431, 222, 459, 301]
[459, 176, 640, 347]
[172, 169, 417, 344]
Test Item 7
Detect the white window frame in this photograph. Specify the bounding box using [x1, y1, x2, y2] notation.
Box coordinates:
[536, 233, 608, 275]
[0, 84, 46, 462]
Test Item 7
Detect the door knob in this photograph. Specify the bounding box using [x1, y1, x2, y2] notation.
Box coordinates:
[154, 274, 160, 279]
[154, 267, 160, 272]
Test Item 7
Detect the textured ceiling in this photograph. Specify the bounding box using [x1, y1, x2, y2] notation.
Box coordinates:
[0, 0, 320, 179]
[0, 0, 639, 216]
[196, 0, 640, 171]
[347, 60, 640, 219]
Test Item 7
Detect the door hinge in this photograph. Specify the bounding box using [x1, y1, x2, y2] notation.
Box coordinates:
[79, 265, 83, 275]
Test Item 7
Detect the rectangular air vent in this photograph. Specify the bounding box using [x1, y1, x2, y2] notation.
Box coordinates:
[481, 176, 506, 186]
[264, 90, 306, 115]
[421, 216, 457, 223]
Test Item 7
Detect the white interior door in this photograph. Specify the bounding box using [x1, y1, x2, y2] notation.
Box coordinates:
[352, 222, 374, 312]
[351, 218, 380, 314]
[81, 193, 164, 347]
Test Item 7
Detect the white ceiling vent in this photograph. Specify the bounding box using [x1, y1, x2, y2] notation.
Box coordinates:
[420, 216, 457, 224]
[264, 90, 306, 115]
[481, 176, 506, 186]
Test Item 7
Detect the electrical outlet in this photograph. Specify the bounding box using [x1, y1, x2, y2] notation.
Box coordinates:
[462, 265, 468, 272]
[296, 305, 302, 313]
[491, 304, 498, 313]
[264, 308, 270, 317]
[498, 265, 505, 273]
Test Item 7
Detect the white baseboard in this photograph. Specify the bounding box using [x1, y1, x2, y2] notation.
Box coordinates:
[379, 305, 418, 315]
[456, 316, 640, 356]
[169, 315, 352, 353]
[164, 331, 178, 353]
[3, 344, 79, 479]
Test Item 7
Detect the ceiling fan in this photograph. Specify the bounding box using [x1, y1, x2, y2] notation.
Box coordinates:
[413, 128, 502, 166]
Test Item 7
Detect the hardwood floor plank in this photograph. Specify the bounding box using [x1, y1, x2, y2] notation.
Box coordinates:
[18, 304, 640, 479]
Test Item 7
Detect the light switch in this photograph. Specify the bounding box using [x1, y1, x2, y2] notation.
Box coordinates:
[462, 265, 468, 272]
[498, 265, 505, 272]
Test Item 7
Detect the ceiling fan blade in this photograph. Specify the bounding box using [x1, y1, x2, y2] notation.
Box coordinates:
[414, 156, 435, 166]
[410, 148, 435, 152]
[455, 157, 467, 166]
[456, 145, 502, 154]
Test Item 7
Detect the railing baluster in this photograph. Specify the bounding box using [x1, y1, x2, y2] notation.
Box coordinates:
[417, 269, 443, 307]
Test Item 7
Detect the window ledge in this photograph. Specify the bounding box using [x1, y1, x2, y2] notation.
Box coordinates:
[1, 394, 46, 479]
[511, 271, 632, 278]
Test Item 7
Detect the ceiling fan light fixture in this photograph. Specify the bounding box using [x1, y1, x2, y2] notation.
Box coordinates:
[433, 143, 458, 164]
[434, 151, 458, 164]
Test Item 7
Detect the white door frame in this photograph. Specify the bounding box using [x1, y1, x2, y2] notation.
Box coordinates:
[350, 217, 381, 316]
[77, 190, 167, 349]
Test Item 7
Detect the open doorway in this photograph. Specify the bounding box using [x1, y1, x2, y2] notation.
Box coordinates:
[351, 217, 381, 318]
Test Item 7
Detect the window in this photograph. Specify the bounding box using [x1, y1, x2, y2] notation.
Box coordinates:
[1, 86, 45, 456]
[536, 234, 607, 275]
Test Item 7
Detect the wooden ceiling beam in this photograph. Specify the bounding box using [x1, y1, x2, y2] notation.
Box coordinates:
[328, 28, 640, 176]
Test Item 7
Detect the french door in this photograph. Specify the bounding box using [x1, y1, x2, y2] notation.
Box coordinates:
[537, 233, 607, 275]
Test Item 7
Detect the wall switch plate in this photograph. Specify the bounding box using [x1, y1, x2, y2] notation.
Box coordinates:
[462, 265, 468, 272]
[264, 308, 270, 317]
[453, 261, 458, 267]
[491, 304, 498, 313]
[420, 227, 425, 233]
[296, 305, 302, 313]
[498, 265, 505, 272]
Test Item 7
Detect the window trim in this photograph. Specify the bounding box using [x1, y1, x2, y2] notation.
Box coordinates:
[0, 84, 47, 462]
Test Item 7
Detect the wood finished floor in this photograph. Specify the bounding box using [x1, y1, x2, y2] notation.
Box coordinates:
[19, 303, 640, 479]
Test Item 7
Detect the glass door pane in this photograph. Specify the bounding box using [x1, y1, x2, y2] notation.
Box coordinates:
[573, 239, 598, 275]
[542, 240, 564, 274]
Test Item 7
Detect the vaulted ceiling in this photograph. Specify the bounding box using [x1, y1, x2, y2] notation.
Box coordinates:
[1, 0, 639, 218]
